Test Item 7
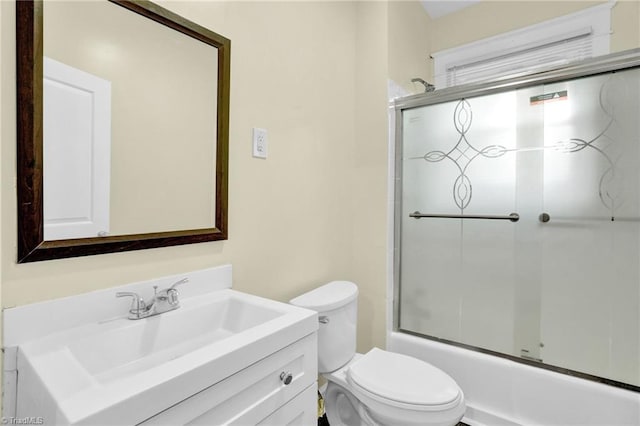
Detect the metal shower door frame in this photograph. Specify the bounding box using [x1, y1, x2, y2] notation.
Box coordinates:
[391, 48, 640, 392]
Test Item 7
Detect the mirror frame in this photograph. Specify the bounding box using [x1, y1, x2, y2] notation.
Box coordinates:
[16, 0, 230, 263]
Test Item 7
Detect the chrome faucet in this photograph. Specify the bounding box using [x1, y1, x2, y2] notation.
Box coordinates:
[116, 278, 189, 320]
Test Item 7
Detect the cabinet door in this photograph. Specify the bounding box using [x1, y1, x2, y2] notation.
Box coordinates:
[140, 333, 317, 425]
[257, 384, 317, 426]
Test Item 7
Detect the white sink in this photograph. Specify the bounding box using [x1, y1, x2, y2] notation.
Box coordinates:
[67, 293, 283, 383]
[16, 289, 317, 425]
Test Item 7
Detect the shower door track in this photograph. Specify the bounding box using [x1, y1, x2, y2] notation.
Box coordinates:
[398, 329, 640, 393]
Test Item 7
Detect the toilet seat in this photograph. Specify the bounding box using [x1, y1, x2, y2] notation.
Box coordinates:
[323, 349, 466, 426]
[347, 348, 462, 410]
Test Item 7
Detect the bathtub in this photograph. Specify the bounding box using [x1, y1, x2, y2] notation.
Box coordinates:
[387, 332, 640, 426]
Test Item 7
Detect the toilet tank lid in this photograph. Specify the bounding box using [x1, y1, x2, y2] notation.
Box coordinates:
[290, 281, 358, 311]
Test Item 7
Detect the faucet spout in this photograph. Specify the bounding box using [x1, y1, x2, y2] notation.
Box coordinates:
[116, 278, 190, 320]
[116, 291, 147, 319]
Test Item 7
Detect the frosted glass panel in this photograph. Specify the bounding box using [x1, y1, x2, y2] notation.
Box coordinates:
[540, 70, 640, 385]
[397, 66, 640, 387]
[402, 93, 518, 214]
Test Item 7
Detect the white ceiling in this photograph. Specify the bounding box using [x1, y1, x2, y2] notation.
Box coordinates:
[420, 0, 481, 19]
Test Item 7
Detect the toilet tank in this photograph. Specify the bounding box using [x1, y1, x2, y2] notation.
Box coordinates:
[290, 281, 358, 373]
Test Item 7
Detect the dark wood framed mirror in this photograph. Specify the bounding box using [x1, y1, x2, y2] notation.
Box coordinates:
[17, 0, 230, 263]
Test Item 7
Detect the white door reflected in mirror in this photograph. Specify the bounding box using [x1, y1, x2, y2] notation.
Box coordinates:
[43, 57, 111, 240]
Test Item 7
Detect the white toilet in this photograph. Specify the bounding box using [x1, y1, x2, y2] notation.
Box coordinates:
[290, 281, 465, 426]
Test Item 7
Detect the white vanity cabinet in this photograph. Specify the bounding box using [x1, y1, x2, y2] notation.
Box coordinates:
[141, 333, 318, 425]
[4, 266, 320, 426]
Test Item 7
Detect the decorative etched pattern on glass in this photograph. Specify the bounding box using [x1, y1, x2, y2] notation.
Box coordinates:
[413, 99, 509, 210]
[410, 76, 622, 216]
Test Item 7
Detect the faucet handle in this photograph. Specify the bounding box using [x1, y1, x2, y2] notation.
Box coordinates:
[169, 278, 189, 290]
[167, 278, 188, 306]
[116, 291, 146, 314]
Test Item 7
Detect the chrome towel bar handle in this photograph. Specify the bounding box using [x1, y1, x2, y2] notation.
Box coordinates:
[410, 211, 520, 222]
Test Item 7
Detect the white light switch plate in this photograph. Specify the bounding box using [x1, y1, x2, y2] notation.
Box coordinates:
[252, 128, 268, 159]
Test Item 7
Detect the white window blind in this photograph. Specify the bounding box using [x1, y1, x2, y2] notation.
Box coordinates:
[432, 2, 613, 88]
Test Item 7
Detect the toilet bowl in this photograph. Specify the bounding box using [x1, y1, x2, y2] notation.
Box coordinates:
[290, 281, 465, 426]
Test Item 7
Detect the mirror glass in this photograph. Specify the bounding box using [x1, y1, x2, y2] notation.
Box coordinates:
[16, 0, 230, 262]
[43, 1, 217, 239]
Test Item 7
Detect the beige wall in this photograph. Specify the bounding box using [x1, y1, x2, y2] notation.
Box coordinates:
[388, 1, 432, 94]
[611, 0, 640, 52]
[352, 1, 390, 352]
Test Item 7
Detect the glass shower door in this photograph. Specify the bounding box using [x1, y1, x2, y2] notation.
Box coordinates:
[399, 86, 544, 356]
[397, 65, 640, 387]
[539, 69, 640, 384]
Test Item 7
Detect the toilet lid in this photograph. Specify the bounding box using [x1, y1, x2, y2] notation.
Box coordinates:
[347, 348, 460, 407]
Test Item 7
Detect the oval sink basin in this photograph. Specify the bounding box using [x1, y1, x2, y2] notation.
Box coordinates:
[16, 289, 317, 425]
